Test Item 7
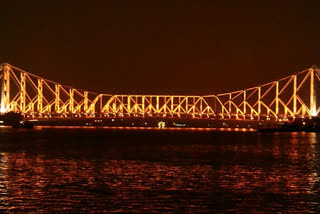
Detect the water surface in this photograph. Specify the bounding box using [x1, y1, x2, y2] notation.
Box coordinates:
[0, 127, 319, 213]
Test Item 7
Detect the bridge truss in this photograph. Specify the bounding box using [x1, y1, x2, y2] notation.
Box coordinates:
[0, 63, 319, 121]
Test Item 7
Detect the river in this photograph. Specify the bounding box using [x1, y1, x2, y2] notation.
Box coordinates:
[0, 127, 319, 213]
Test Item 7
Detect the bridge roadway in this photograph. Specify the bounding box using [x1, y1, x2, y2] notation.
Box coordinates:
[3, 114, 318, 132]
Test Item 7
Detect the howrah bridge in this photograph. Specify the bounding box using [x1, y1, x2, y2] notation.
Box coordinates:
[0, 63, 320, 125]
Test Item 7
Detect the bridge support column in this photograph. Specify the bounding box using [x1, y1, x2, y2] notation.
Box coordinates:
[200, 98, 203, 115]
[84, 91, 88, 113]
[99, 95, 103, 116]
[228, 93, 232, 119]
[156, 96, 159, 114]
[0, 64, 10, 114]
[275, 81, 279, 119]
[20, 72, 26, 113]
[192, 97, 196, 115]
[69, 89, 74, 113]
[112, 102, 116, 114]
[134, 96, 138, 114]
[38, 79, 43, 114]
[310, 67, 317, 116]
[293, 75, 297, 116]
[55, 85, 60, 113]
[185, 97, 188, 116]
[243, 90, 246, 119]
[258, 86, 261, 120]
[163, 97, 167, 115]
[142, 96, 145, 115]
[170, 97, 173, 115]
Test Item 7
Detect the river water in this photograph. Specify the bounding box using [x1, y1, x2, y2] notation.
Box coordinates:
[0, 127, 319, 213]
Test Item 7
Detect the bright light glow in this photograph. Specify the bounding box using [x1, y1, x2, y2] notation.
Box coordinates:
[0, 107, 5, 113]
[311, 108, 317, 117]
[158, 121, 165, 128]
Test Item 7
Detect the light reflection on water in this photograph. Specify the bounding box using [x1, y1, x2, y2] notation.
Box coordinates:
[0, 127, 319, 213]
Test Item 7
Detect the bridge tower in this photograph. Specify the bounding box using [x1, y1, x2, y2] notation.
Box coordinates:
[0, 63, 10, 113]
[310, 65, 320, 116]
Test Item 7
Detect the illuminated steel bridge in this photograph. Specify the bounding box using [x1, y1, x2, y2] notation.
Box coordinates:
[0, 63, 319, 121]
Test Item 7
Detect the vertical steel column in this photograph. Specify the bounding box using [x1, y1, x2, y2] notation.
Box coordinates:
[275, 81, 279, 117]
[193, 97, 195, 114]
[84, 91, 88, 112]
[55, 85, 60, 113]
[127, 96, 131, 114]
[220, 97, 224, 118]
[258, 87, 261, 119]
[156, 96, 159, 113]
[316, 67, 320, 116]
[310, 68, 317, 116]
[119, 96, 124, 114]
[228, 93, 232, 114]
[20, 72, 26, 113]
[37, 79, 43, 113]
[69, 89, 74, 113]
[69, 88, 74, 113]
[112, 99, 117, 113]
[178, 97, 181, 115]
[186, 96, 188, 114]
[0, 64, 10, 113]
[148, 97, 152, 113]
[293, 75, 297, 116]
[171, 96, 173, 114]
[99, 95, 102, 115]
[243, 90, 246, 119]
[134, 96, 138, 114]
[142, 96, 145, 114]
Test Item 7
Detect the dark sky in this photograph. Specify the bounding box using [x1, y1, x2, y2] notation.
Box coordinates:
[1, 0, 319, 95]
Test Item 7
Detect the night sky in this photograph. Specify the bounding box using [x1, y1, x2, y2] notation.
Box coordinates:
[1, 1, 319, 95]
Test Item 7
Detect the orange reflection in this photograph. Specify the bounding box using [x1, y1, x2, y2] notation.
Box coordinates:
[35, 126, 256, 132]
